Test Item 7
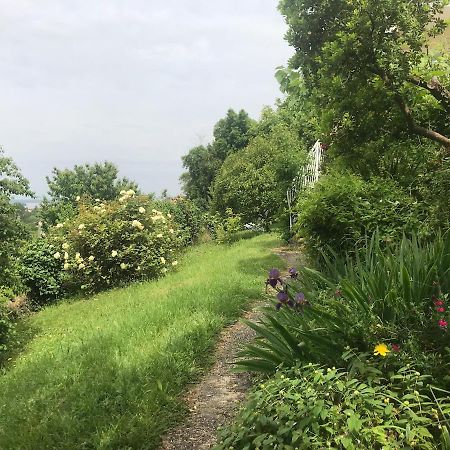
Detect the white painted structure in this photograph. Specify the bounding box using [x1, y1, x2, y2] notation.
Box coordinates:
[287, 140, 324, 230]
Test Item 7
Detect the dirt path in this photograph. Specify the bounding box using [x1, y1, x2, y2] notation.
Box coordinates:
[160, 248, 302, 450]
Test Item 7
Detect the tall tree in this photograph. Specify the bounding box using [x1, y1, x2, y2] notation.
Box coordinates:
[279, 0, 450, 151]
[180, 109, 255, 204]
[46, 161, 138, 203]
[0, 147, 33, 288]
[40, 162, 139, 227]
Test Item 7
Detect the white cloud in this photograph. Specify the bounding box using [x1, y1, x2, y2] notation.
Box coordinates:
[0, 0, 292, 196]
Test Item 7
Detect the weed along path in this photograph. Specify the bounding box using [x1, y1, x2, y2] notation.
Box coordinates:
[0, 234, 281, 450]
[161, 245, 303, 450]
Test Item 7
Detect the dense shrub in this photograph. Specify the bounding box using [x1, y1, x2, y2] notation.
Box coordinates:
[216, 364, 450, 449]
[294, 172, 423, 255]
[20, 192, 180, 302]
[153, 196, 204, 246]
[211, 123, 307, 227]
[0, 303, 14, 360]
[215, 208, 243, 244]
[238, 232, 450, 385]
[20, 239, 65, 304]
[0, 196, 28, 290]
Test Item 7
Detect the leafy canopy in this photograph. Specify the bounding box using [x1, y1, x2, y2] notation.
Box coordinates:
[180, 109, 254, 204]
[279, 0, 450, 150]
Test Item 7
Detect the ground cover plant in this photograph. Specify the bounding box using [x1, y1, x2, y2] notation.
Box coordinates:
[0, 234, 281, 450]
[215, 364, 450, 449]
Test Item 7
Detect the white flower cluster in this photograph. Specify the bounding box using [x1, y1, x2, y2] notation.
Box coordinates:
[119, 189, 136, 203]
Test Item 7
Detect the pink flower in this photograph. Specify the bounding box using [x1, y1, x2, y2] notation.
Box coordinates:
[438, 319, 448, 328]
[437, 307, 445, 313]
[391, 344, 400, 353]
[434, 300, 444, 307]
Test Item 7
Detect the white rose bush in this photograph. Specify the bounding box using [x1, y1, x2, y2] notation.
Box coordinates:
[21, 195, 182, 302]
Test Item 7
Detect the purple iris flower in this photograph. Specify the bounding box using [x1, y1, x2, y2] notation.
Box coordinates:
[277, 291, 289, 303]
[295, 292, 309, 307]
[266, 268, 282, 288]
[288, 267, 298, 279]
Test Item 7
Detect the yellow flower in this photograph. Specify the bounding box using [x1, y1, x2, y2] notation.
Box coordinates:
[63, 263, 70, 270]
[374, 343, 390, 357]
[156, 233, 163, 238]
[64, 252, 69, 260]
[75, 252, 81, 259]
[62, 243, 69, 250]
[162, 267, 168, 273]
[78, 263, 85, 270]
[88, 255, 95, 261]
[53, 252, 61, 259]
[169, 228, 175, 234]
[160, 257, 166, 264]
[120, 190, 127, 195]
[120, 262, 127, 270]
[172, 260, 178, 266]
[138, 207, 146, 214]
[111, 250, 118, 257]
[78, 224, 85, 230]
[126, 189, 135, 196]
[167, 213, 172, 219]
[56, 223, 63, 228]
[76, 196, 81, 201]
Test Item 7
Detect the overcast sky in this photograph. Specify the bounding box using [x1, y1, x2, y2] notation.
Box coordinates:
[0, 0, 292, 197]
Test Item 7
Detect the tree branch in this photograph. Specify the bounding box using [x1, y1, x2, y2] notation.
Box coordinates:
[393, 92, 450, 150]
[368, 66, 450, 152]
[407, 75, 450, 114]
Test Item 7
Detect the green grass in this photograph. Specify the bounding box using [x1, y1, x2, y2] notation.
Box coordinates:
[0, 234, 282, 450]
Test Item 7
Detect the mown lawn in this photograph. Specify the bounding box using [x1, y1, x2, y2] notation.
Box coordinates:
[0, 234, 281, 450]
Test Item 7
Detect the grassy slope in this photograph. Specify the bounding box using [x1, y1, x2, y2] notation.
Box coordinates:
[0, 234, 282, 450]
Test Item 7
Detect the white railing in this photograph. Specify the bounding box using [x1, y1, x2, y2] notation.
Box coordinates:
[287, 140, 324, 230]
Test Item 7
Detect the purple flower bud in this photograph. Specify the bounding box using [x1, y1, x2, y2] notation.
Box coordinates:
[288, 267, 298, 279]
[275, 302, 282, 311]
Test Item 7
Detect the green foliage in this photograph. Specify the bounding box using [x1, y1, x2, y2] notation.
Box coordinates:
[212, 123, 307, 226]
[294, 171, 423, 254]
[153, 197, 204, 246]
[0, 196, 29, 290]
[216, 364, 450, 449]
[237, 232, 450, 384]
[0, 303, 14, 361]
[40, 162, 139, 227]
[180, 109, 254, 204]
[0, 147, 33, 197]
[19, 239, 65, 305]
[215, 209, 243, 244]
[278, 0, 450, 149]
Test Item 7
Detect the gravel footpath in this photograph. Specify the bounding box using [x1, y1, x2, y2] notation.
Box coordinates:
[160, 248, 302, 450]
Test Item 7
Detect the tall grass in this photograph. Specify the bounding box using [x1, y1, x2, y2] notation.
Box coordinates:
[0, 234, 281, 450]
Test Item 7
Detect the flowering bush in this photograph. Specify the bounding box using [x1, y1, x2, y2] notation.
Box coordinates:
[153, 196, 204, 246]
[21, 193, 180, 300]
[216, 364, 450, 449]
[238, 232, 450, 385]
